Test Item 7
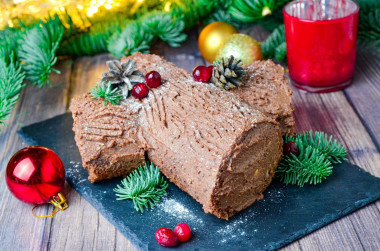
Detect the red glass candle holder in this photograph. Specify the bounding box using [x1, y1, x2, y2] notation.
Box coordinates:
[283, 0, 359, 93]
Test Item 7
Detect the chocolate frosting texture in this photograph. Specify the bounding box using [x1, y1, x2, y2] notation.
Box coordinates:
[70, 53, 293, 219]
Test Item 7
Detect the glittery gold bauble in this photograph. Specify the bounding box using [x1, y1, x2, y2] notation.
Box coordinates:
[216, 34, 263, 65]
[198, 22, 238, 63]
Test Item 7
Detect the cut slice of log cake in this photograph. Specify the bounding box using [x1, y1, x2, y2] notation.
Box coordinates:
[70, 53, 293, 219]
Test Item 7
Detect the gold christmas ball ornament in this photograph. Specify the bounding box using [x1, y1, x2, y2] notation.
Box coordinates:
[216, 34, 263, 65]
[198, 22, 238, 63]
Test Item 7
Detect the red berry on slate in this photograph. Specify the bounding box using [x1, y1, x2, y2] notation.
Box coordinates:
[283, 141, 299, 156]
[174, 223, 192, 242]
[155, 227, 178, 247]
[193, 65, 212, 83]
[145, 71, 162, 88]
[132, 83, 149, 99]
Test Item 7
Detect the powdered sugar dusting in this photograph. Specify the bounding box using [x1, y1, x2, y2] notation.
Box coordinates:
[67, 161, 87, 185]
[156, 198, 204, 229]
[216, 210, 257, 244]
[121, 98, 143, 113]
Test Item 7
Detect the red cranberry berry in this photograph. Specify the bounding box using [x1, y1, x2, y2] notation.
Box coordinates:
[145, 71, 162, 88]
[193, 65, 212, 83]
[207, 65, 214, 75]
[132, 83, 149, 99]
[155, 227, 178, 247]
[283, 141, 299, 156]
[174, 223, 192, 242]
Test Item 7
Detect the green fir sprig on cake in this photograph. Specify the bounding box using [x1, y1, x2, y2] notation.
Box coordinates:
[114, 162, 169, 213]
[90, 58, 145, 105]
[276, 131, 348, 187]
[91, 82, 122, 105]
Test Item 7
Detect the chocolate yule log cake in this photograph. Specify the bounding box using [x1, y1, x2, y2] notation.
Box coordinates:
[70, 53, 293, 219]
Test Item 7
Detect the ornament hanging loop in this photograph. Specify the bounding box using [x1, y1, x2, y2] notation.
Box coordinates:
[32, 193, 68, 218]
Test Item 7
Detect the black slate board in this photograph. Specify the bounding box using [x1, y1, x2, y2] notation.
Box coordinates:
[19, 113, 380, 251]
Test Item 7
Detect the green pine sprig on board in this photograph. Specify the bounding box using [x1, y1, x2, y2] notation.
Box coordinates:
[91, 82, 123, 105]
[0, 49, 26, 129]
[114, 162, 169, 213]
[276, 131, 348, 187]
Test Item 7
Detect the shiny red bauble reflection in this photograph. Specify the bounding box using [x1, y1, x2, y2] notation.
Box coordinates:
[6, 146, 65, 204]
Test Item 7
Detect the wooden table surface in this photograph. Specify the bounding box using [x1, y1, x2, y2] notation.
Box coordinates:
[1, 25, 379, 251]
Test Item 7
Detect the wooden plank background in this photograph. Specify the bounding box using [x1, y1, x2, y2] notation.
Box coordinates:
[0, 25, 379, 250]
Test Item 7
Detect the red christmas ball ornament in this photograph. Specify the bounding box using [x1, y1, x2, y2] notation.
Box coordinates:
[145, 71, 162, 88]
[193, 65, 212, 83]
[174, 223, 192, 242]
[6, 146, 67, 208]
[132, 83, 149, 99]
[155, 227, 178, 247]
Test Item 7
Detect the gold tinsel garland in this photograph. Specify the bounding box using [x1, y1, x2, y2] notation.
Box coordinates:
[0, 0, 176, 29]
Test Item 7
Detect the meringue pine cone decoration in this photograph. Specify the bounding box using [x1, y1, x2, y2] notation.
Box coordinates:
[102, 59, 145, 98]
[211, 56, 246, 90]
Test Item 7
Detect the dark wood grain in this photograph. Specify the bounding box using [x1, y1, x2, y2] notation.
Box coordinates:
[0, 25, 379, 251]
[290, 89, 380, 250]
[0, 59, 72, 250]
[344, 51, 380, 150]
[68, 53, 113, 102]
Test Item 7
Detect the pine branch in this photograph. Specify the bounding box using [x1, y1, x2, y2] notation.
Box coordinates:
[257, 7, 285, 31]
[18, 16, 63, 87]
[59, 31, 109, 57]
[142, 12, 187, 47]
[277, 146, 333, 187]
[172, 0, 220, 29]
[5, 1, 218, 59]
[228, 0, 278, 23]
[114, 162, 168, 213]
[294, 131, 348, 164]
[0, 48, 26, 130]
[357, 0, 380, 54]
[91, 82, 122, 105]
[261, 25, 286, 61]
[203, 0, 248, 28]
[58, 14, 129, 57]
[107, 21, 154, 59]
[276, 131, 347, 187]
[274, 42, 287, 62]
[0, 28, 23, 57]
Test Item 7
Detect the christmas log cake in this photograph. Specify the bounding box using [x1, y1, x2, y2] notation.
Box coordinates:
[70, 53, 293, 219]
